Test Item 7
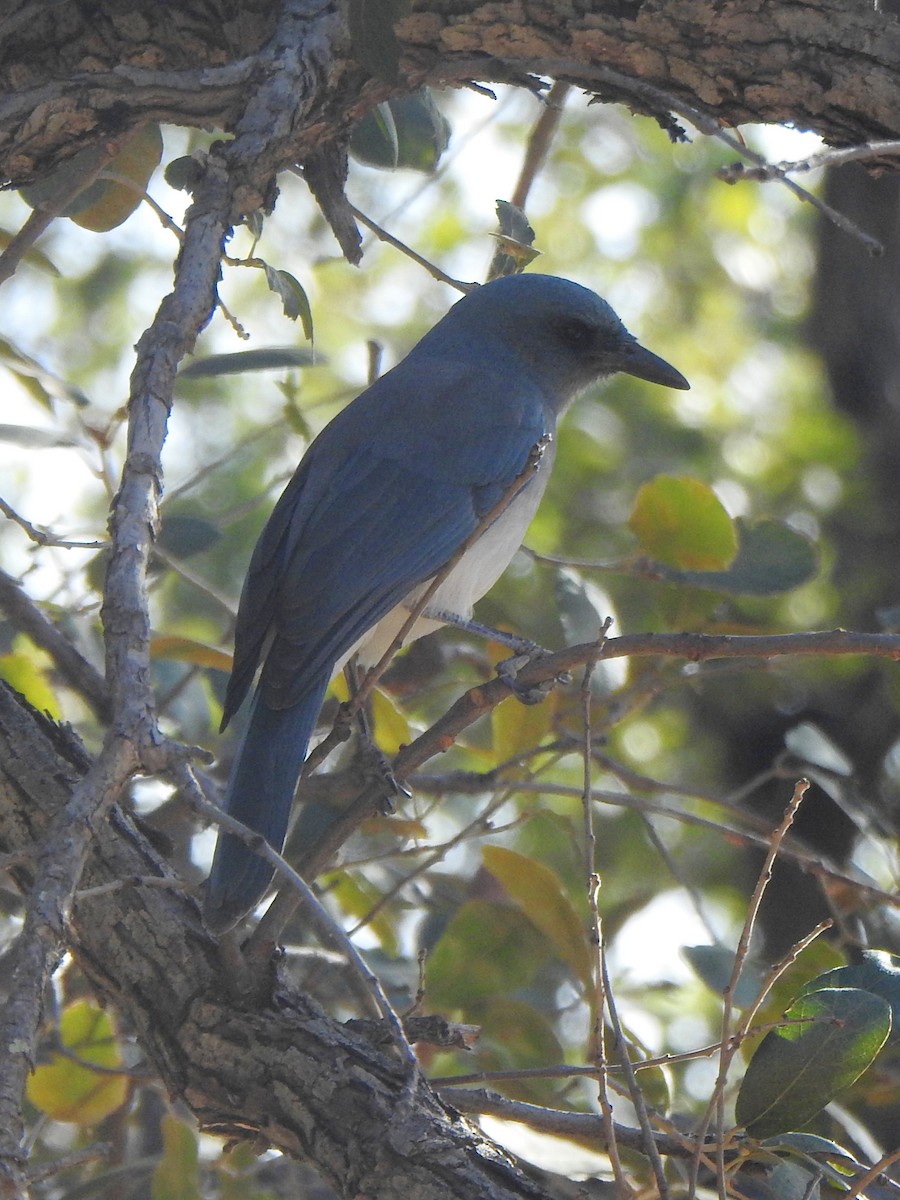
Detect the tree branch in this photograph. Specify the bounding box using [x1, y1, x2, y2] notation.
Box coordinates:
[3, 0, 900, 194]
[0, 568, 111, 723]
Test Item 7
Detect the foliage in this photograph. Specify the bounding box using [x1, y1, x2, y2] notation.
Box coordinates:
[3, 70, 900, 1200]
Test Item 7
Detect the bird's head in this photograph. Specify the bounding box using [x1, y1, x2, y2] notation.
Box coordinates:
[445, 273, 690, 410]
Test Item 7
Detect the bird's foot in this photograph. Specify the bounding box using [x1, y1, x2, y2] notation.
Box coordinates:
[422, 608, 570, 703]
[496, 648, 572, 705]
[356, 741, 411, 815]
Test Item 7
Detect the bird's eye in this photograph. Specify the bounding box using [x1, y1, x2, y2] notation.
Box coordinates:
[555, 318, 593, 349]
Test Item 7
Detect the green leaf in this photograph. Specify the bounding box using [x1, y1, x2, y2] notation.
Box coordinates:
[262, 266, 314, 339]
[157, 513, 221, 558]
[764, 1159, 821, 1200]
[20, 142, 110, 215]
[329, 873, 399, 955]
[151, 1113, 200, 1200]
[178, 347, 317, 379]
[350, 90, 451, 172]
[425, 900, 547, 1009]
[22, 125, 163, 232]
[759, 1131, 854, 1159]
[164, 155, 203, 193]
[803, 949, 900, 1038]
[472, 997, 565, 1103]
[70, 124, 163, 232]
[759, 1132, 862, 1189]
[0, 334, 91, 409]
[369, 686, 413, 758]
[629, 475, 738, 571]
[682, 943, 764, 1009]
[653, 518, 818, 596]
[27, 1000, 128, 1124]
[481, 846, 593, 993]
[351, 101, 400, 169]
[735, 988, 891, 1137]
[0, 423, 79, 449]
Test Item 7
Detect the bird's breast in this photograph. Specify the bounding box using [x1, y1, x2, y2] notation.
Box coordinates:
[348, 446, 555, 671]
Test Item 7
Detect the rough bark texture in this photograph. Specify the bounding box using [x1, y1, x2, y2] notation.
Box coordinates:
[2, 0, 900, 193]
[0, 682, 555, 1200]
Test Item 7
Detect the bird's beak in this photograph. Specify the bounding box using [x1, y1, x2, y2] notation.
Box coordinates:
[617, 340, 690, 391]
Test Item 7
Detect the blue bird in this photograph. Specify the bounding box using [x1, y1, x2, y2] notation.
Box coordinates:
[203, 273, 689, 933]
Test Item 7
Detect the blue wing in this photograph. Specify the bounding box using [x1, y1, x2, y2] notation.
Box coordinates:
[223, 356, 549, 720]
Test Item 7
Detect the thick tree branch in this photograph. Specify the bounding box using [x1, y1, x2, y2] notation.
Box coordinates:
[0, 681, 565, 1200]
[2, 0, 900, 197]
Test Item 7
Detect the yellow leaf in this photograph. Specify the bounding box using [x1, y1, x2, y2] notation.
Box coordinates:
[481, 845, 593, 993]
[629, 474, 737, 570]
[492, 689, 556, 760]
[370, 687, 412, 757]
[71, 125, 164, 232]
[328, 872, 398, 953]
[0, 650, 61, 719]
[152, 1114, 200, 1200]
[150, 635, 232, 673]
[27, 1000, 128, 1124]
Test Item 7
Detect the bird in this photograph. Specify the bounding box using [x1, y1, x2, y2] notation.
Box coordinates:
[203, 272, 690, 933]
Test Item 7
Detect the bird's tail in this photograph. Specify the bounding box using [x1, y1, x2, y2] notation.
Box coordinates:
[203, 678, 328, 934]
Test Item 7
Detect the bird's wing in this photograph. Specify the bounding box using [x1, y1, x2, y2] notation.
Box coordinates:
[224, 358, 548, 718]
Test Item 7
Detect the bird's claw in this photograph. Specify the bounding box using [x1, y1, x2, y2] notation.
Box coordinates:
[358, 743, 411, 815]
[496, 650, 571, 705]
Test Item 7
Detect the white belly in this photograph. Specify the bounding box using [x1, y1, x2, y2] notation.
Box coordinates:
[340, 450, 553, 672]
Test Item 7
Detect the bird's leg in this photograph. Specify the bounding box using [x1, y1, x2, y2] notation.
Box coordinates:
[424, 609, 542, 656]
[344, 659, 411, 811]
[423, 608, 571, 705]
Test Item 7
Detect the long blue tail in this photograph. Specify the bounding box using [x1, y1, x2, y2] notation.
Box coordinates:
[203, 677, 329, 934]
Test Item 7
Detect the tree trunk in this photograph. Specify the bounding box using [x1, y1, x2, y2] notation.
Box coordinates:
[3, 0, 900, 194]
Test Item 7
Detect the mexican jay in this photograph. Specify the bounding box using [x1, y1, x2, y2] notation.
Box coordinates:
[204, 272, 689, 933]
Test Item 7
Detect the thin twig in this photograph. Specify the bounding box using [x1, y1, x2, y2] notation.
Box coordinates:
[347, 202, 475, 293]
[99, 170, 185, 239]
[717, 139, 900, 181]
[0, 568, 111, 722]
[549, 60, 885, 255]
[511, 81, 571, 209]
[438, 1087, 699, 1158]
[690, 779, 810, 1198]
[844, 1144, 900, 1199]
[347, 783, 523, 936]
[0, 497, 105, 550]
[486, 79, 571, 279]
[430, 1011, 830, 1088]
[726, 919, 833, 1073]
[581, 619, 628, 1192]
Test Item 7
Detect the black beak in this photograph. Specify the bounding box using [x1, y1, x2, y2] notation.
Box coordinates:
[617, 340, 690, 391]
